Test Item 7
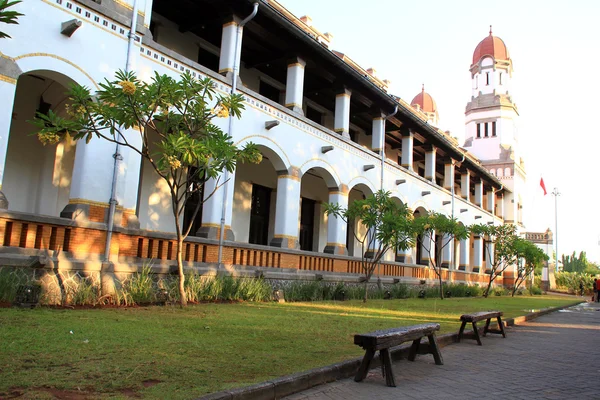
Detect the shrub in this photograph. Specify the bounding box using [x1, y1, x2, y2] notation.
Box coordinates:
[123, 264, 156, 305]
[66, 277, 100, 306]
[0, 267, 31, 303]
[529, 286, 543, 295]
[492, 286, 507, 296]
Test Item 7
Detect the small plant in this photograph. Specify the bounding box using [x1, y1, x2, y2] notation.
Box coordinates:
[66, 277, 99, 306]
[123, 264, 156, 305]
[528, 286, 543, 295]
[0, 267, 30, 303]
[492, 286, 507, 296]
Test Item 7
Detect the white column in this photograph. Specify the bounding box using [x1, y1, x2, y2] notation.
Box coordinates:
[461, 169, 471, 202]
[497, 192, 505, 218]
[473, 235, 483, 273]
[324, 185, 348, 255]
[485, 241, 494, 273]
[0, 77, 17, 209]
[199, 173, 235, 240]
[401, 130, 414, 171]
[486, 187, 496, 214]
[474, 181, 483, 207]
[284, 57, 306, 114]
[218, 17, 241, 76]
[61, 138, 116, 220]
[334, 88, 351, 139]
[371, 112, 385, 153]
[442, 234, 453, 268]
[270, 167, 301, 249]
[114, 128, 142, 228]
[424, 146, 437, 183]
[459, 237, 470, 271]
[443, 161, 455, 191]
[421, 233, 433, 266]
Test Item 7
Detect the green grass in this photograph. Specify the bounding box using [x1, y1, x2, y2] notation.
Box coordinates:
[0, 296, 579, 399]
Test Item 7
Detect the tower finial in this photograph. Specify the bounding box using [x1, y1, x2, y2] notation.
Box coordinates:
[422, 83, 424, 92]
[489, 25, 492, 36]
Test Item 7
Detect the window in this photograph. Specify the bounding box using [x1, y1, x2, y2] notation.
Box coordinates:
[259, 80, 281, 104]
[484, 123, 489, 137]
[306, 106, 322, 125]
[499, 72, 503, 85]
[492, 121, 497, 137]
[476, 123, 481, 138]
[486, 72, 490, 85]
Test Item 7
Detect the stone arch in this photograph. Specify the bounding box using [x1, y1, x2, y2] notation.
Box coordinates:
[389, 190, 408, 207]
[2, 69, 80, 216]
[235, 135, 291, 172]
[299, 159, 340, 189]
[346, 176, 377, 195]
[15, 54, 100, 90]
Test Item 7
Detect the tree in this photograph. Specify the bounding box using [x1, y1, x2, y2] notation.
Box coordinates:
[325, 190, 415, 302]
[413, 212, 470, 299]
[562, 251, 588, 273]
[32, 71, 261, 306]
[512, 238, 548, 296]
[470, 223, 518, 298]
[0, 0, 22, 39]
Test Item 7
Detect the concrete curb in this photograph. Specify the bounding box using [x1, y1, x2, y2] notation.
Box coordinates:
[196, 301, 583, 400]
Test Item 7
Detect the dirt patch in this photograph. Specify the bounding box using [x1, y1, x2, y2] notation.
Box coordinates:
[141, 379, 162, 388]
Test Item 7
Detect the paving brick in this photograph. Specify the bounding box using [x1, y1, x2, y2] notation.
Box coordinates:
[284, 302, 600, 400]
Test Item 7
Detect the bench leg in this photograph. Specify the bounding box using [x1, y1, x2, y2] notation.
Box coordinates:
[483, 318, 492, 336]
[380, 348, 396, 387]
[457, 321, 467, 342]
[354, 349, 375, 382]
[472, 321, 482, 345]
[497, 316, 507, 338]
[427, 333, 444, 365]
[408, 338, 420, 361]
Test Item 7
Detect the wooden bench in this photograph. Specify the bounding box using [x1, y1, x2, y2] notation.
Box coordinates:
[354, 323, 443, 387]
[458, 311, 506, 345]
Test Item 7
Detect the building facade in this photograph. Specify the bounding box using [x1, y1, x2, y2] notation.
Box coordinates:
[0, 0, 527, 291]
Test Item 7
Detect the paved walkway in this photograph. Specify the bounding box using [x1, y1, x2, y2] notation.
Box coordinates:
[285, 302, 600, 400]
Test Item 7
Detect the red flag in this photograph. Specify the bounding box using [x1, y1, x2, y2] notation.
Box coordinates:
[540, 178, 547, 196]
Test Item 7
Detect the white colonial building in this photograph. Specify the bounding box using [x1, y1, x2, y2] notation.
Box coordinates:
[0, 0, 531, 288]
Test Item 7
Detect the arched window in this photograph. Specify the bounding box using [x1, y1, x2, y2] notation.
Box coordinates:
[489, 169, 495, 176]
[504, 167, 511, 176]
[497, 169, 503, 178]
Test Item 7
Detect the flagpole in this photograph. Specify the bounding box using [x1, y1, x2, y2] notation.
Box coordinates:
[551, 188, 561, 274]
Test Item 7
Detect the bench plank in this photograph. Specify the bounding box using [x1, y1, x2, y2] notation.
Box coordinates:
[354, 323, 443, 387]
[458, 311, 506, 345]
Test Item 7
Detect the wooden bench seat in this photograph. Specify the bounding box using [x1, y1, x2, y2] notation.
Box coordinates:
[354, 323, 443, 387]
[458, 311, 506, 345]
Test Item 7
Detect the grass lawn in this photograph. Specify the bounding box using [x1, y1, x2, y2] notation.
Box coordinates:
[0, 295, 580, 399]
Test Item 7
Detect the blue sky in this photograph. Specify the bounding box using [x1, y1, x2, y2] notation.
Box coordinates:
[281, 0, 600, 263]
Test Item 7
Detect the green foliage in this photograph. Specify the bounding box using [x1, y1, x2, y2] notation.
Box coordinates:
[512, 238, 549, 296]
[325, 190, 416, 301]
[66, 277, 100, 306]
[562, 251, 597, 274]
[471, 223, 520, 297]
[0, 267, 31, 302]
[528, 286, 543, 295]
[492, 286, 508, 296]
[123, 264, 156, 305]
[555, 272, 596, 295]
[0, 0, 22, 39]
[413, 212, 470, 299]
[31, 70, 262, 306]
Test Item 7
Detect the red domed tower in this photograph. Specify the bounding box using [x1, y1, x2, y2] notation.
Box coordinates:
[463, 27, 525, 229]
[411, 84, 439, 126]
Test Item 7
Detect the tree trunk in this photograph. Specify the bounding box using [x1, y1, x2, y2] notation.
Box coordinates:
[438, 270, 444, 300]
[176, 235, 187, 307]
[484, 275, 494, 298]
[363, 279, 368, 303]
